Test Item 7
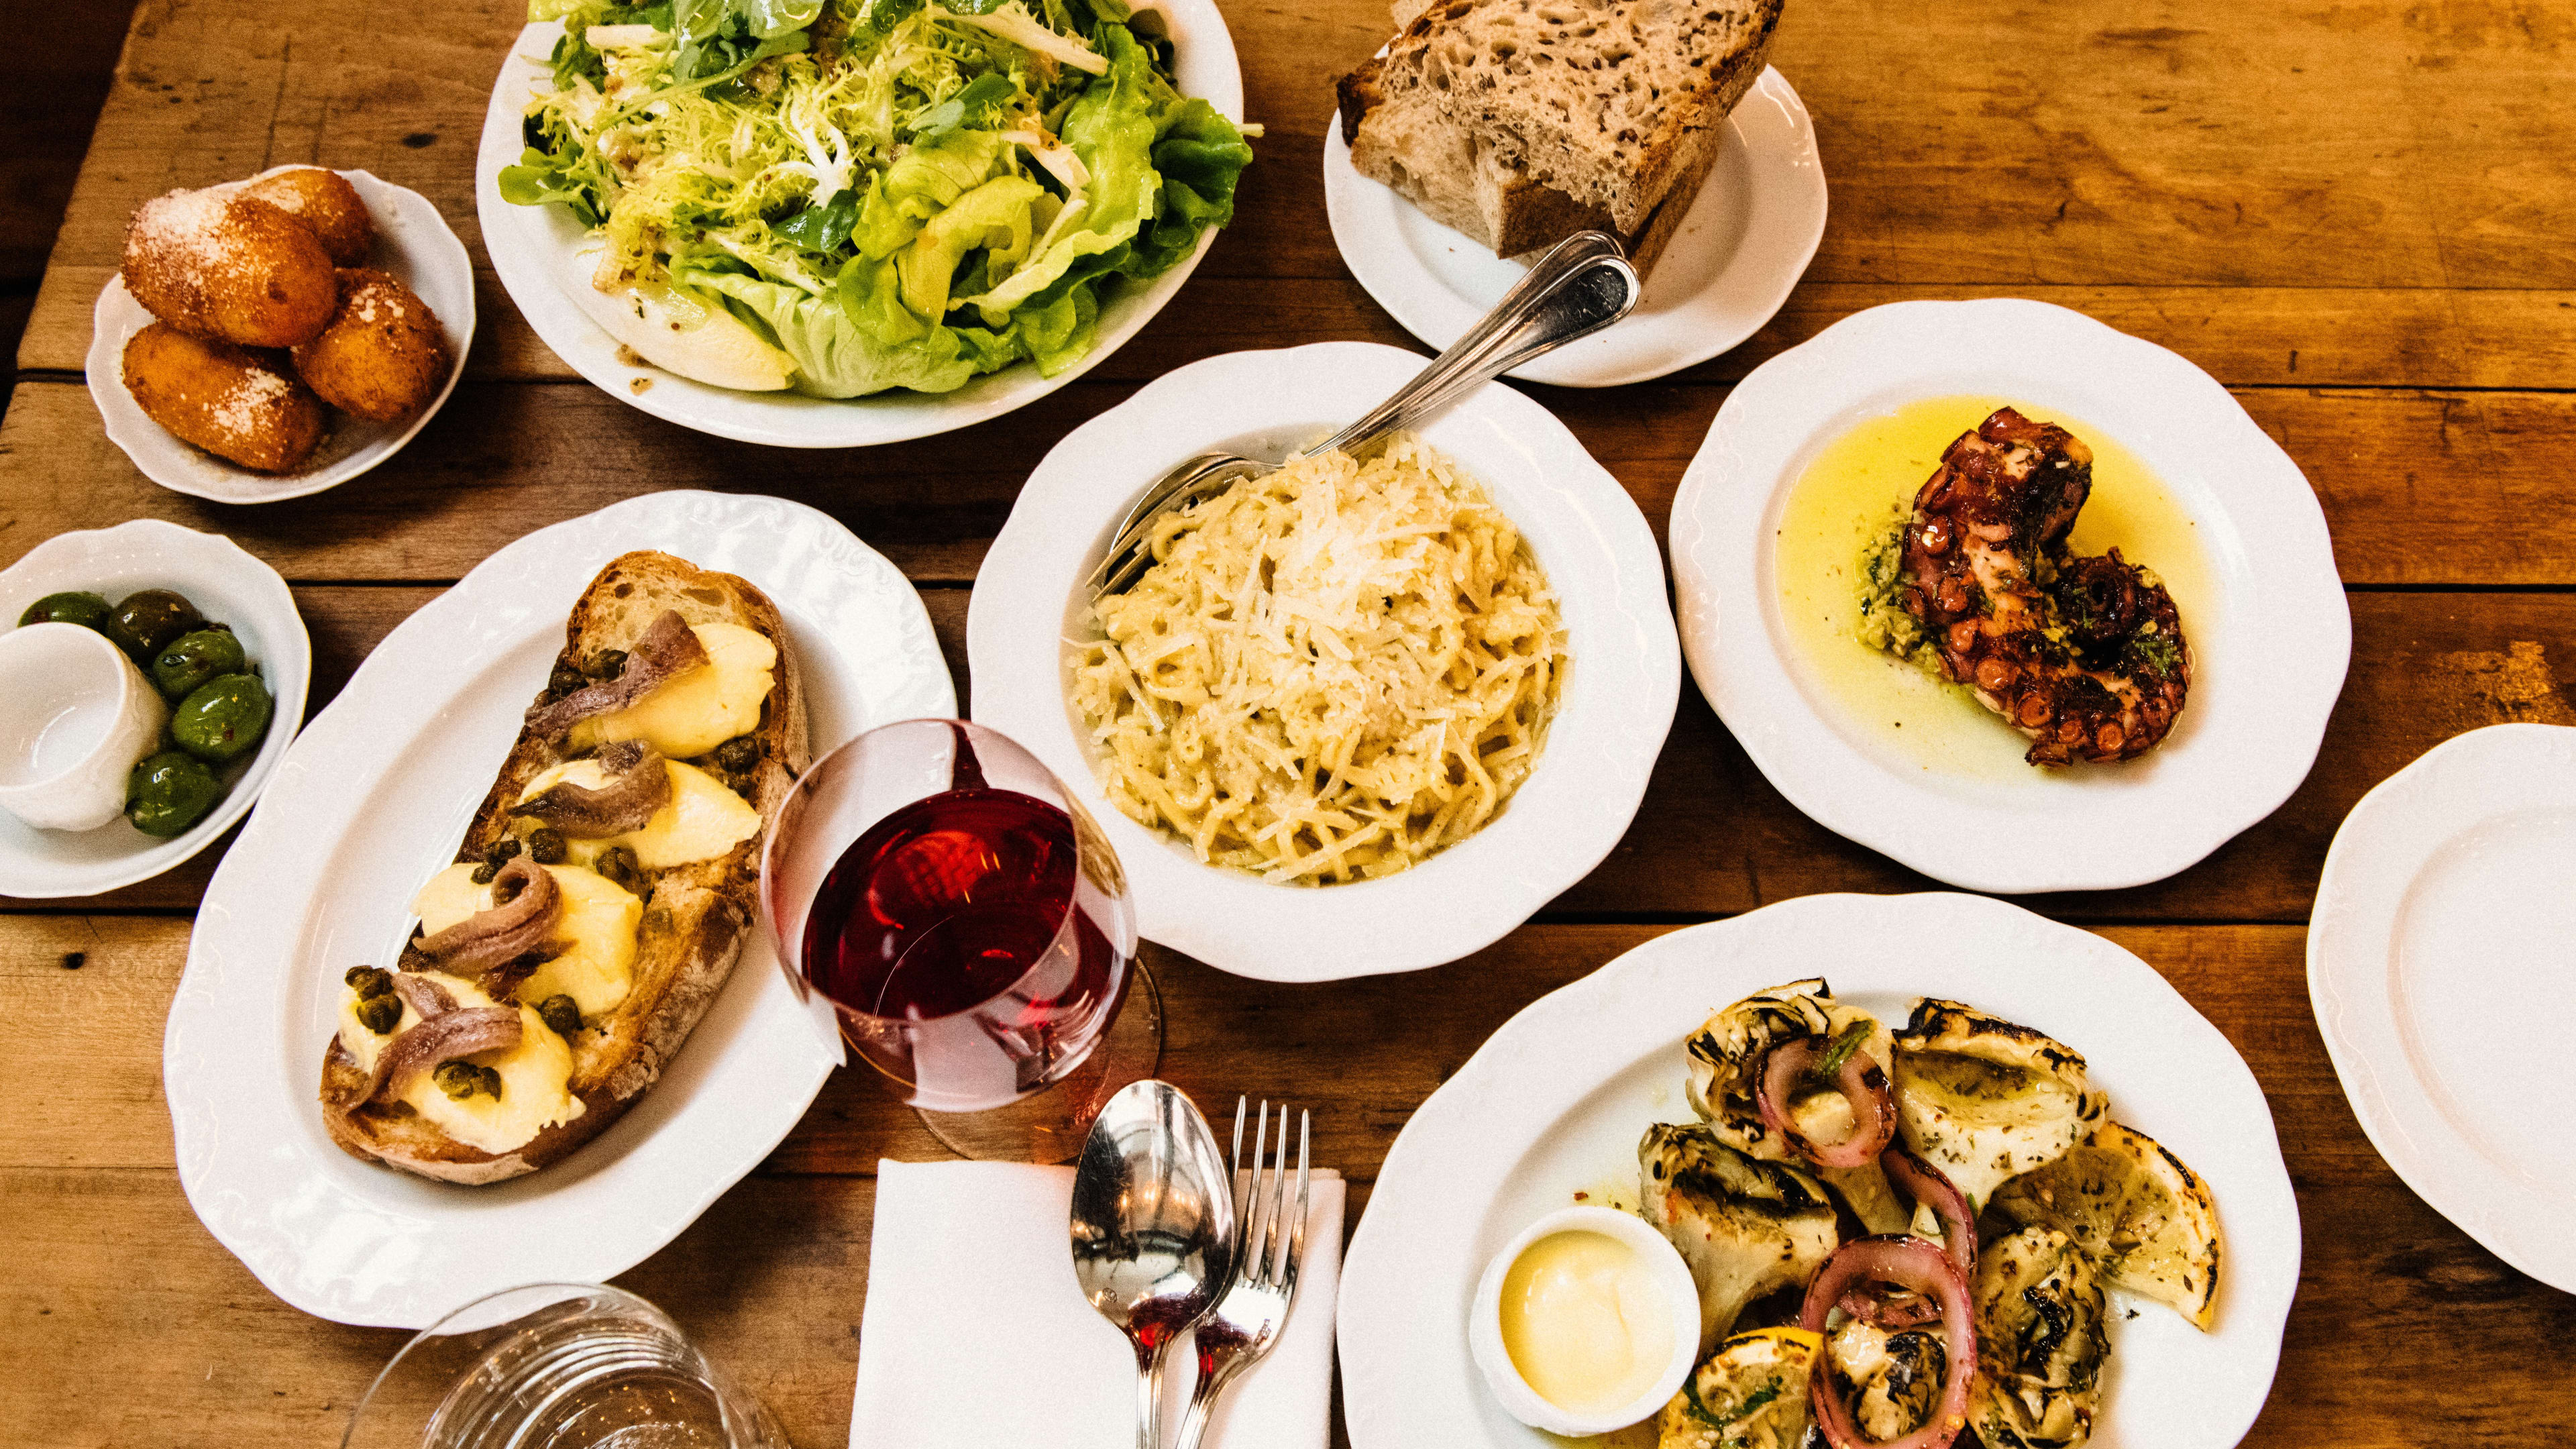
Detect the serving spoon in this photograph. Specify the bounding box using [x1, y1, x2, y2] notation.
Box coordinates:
[1086, 229, 1642, 599]
[1071, 1079, 1240, 1449]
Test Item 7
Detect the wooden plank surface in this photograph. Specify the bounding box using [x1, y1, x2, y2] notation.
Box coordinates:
[6, 0, 2576, 1445]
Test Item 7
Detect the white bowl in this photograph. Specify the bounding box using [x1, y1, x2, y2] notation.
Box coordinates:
[0, 623, 168, 831]
[0, 521, 310, 898]
[1321, 68, 1826, 387]
[967, 341, 1681, 981]
[473, 15, 1243, 448]
[87, 170, 476, 504]
[1465, 1205, 1702, 1437]
[1668, 298, 2350, 894]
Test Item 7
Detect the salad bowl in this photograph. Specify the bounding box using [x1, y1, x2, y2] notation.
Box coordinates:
[474, 7, 1245, 449]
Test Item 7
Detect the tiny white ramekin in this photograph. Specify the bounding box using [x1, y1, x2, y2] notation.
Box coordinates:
[0, 623, 167, 830]
[1466, 1205, 1703, 1436]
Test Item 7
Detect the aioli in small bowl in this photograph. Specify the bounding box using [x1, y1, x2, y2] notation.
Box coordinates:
[1468, 1205, 1701, 1437]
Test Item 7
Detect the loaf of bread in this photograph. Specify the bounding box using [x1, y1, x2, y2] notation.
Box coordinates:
[1338, 0, 1783, 274]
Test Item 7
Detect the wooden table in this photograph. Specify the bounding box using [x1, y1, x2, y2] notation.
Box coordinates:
[5, 0, 2573, 1443]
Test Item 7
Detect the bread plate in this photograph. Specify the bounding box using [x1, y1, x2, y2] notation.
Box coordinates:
[1670, 298, 2349, 893]
[474, 15, 1242, 449]
[1339, 892, 2301, 1449]
[87, 170, 474, 505]
[2310, 722, 2576, 1293]
[968, 341, 1678, 981]
[168, 490, 953, 1327]
[1321, 68, 1825, 388]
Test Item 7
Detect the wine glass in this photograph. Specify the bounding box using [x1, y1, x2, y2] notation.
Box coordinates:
[760, 718, 1157, 1162]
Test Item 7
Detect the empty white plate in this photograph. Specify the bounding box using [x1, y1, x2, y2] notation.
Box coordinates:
[1321, 67, 1825, 387]
[2309, 722, 2576, 1293]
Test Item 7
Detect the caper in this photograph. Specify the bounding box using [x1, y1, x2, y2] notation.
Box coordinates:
[106, 589, 205, 661]
[484, 837, 523, 867]
[584, 648, 629, 680]
[172, 673, 274, 763]
[345, 965, 394, 999]
[152, 628, 250, 700]
[470, 861, 497, 885]
[712, 735, 759, 772]
[18, 591, 112, 631]
[536, 994, 582, 1038]
[526, 826, 566, 865]
[355, 994, 402, 1034]
[482, 1065, 504, 1099]
[594, 845, 643, 895]
[124, 751, 223, 837]
[547, 663, 587, 699]
[433, 1061, 491, 1099]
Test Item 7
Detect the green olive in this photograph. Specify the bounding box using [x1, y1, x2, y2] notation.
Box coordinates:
[18, 591, 112, 631]
[125, 751, 223, 837]
[152, 629, 250, 700]
[172, 673, 274, 763]
[106, 589, 205, 661]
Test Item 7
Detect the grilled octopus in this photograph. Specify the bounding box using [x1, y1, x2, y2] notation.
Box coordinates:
[1895, 408, 2188, 766]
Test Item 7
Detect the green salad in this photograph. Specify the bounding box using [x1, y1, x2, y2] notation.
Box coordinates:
[501, 0, 1252, 398]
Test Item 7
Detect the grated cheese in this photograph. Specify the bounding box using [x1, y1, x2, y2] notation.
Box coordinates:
[1068, 434, 1567, 885]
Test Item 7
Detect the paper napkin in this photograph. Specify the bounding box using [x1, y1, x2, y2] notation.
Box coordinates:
[852, 1158, 1345, 1449]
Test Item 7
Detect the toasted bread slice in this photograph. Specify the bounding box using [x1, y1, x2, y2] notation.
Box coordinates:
[319, 552, 810, 1184]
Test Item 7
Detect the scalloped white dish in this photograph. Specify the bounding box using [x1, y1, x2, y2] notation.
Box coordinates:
[88, 170, 474, 504]
[2310, 722, 2576, 1294]
[967, 341, 1680, 981]
[0, 520, 310, 898]
[473, 15, 1242, 449]
[1321, 68, 1825, 388]
[1670, 299, 2349, 893]
[1340, 892, 2302, 1449]
[168, 490, 955, 1327]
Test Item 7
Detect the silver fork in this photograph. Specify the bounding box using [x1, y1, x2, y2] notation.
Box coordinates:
[1172, 1099, 1312, 1449]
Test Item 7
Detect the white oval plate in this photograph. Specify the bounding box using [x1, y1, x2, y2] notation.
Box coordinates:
[168, 490, 955, 1327]
[1340, 892, 2302, 1449]
[2309, 722, 2576, 1293]
[968, 341, 1679, 981]
[1320, 68, 1825, 388]
[88, 170, 475, 504]
[1670, 299, 2349, 893]
[0, 520, 311, 898]
[474, 16, 1242, 449]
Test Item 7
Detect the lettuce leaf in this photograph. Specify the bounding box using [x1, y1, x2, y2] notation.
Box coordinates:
[687, 266, 1023, 398]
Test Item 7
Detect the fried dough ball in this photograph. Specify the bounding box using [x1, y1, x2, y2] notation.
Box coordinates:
[123, 322, 329, 473]
[122, 189, 336, 347]
[237, 166, 374, 266]
[290, 268, 453, 423]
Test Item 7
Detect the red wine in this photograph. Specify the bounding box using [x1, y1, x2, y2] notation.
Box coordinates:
[802, 787, 1126, 1101]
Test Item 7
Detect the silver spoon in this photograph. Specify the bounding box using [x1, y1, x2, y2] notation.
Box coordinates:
[1086, 229, 1642, 599]
[1072, 1079, 1239, 1449]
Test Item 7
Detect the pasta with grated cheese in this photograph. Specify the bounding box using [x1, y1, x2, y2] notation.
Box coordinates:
[1067, 434, 1568, 885]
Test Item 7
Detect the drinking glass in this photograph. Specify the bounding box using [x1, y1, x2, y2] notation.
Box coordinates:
[343, 1283, 786, 1449]
[761, 718, 1157, 1162]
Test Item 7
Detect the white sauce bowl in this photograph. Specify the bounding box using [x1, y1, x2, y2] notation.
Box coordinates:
[0, 623, 167, 831]
[1466, 1203, 1703, 1437]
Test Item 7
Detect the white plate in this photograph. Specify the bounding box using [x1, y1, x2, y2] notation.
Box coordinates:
[1340, 892, 2302, 1449]
[473, 17, 1242, 449]
[0, 520, 310, 898]
[1670, 299, 2349, 893]
[1320, 67, 1826, 388]
[967, 341, 1679, 981]
[2308, 722, 2576, 1293]
[168, 490, 955, 1327]
[88, 171, 474, 504]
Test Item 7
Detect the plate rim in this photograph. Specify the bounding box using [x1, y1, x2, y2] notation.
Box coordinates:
[966, 339, 1681, 981]
[165, 490, 953, 1326]
[1319, 66, 1827, 388]
[1337, 890, 2303, 1449]
[2306, 720, 2576, 1293]
[1668, 296, 2352, 893]
[471, 15, 1243, 448]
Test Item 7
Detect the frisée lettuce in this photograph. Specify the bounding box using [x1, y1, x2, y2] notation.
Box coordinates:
[501, 0, 1250, 398]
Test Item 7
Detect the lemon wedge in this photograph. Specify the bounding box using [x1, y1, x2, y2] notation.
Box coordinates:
[1990, 1119, 2222, 1328]
[1658, 1326, 1821, 1449]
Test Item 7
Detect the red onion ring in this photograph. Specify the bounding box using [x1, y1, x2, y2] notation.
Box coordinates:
[1756, 1036, 1898, 1169]
[1882, 1143, 1977, 1275]
[1837, 1287, 1942, 1329]
[1801, 1235, 1978, 1449]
